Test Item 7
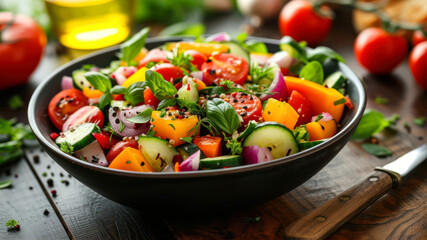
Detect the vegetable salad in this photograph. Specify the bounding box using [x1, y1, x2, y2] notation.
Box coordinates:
[48, 29, 352, 172]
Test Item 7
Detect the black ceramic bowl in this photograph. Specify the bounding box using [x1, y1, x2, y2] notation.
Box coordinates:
[28, 37, 366, 211]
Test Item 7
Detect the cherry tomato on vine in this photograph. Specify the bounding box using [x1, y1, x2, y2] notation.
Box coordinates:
[226, 92, 262, 126]
[201, 53, 249, 85]
[354, 28, 407, 74]
[0, 12, 47, 90]
[48, 89, 89, 130]
[409, 41, 427, 89]
[412, 30, 427, 47]
[278, 0, 332, 46]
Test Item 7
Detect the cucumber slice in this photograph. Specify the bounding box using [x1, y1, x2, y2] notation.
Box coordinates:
[222, 41, 250, 62]
[137, 136, 178, 171]
[199, 155, 242, 170]
[298, 140, 324, 150]
[293, 125, 309, 142]
[237, 121, 257, 141]
[177, 143, 206, 160]
[322, 58, 339, 78]
[243, 122, 299, 159]
[55, 123, 101, 151]
[72, 69, 92, 90]
[324, 71, 347, 94]
[110, 100, 131, 110]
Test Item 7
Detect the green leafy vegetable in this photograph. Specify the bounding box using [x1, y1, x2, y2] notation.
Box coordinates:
[206, 98, 240, 135]
[111, 85, 127, 95]
[124, 81, 146, 105]
[245, 40, 268, 54]
[157, 98, 178, 110]
[249, 61, 277, 84]
[126, 108, 154, 123]
[59, 142, 74, 155]
[180, 137, 193, 143]
[226, 138, 242, 155]
[98, 92, 112, 110]
[121, 27, 150, 66]
[362, 143, 392, 157]
[145, 70, 177, 100]
[0, 118, 35, 166]
[307, 46, 345, 63]
[84, 72, 112, 93]
[8, 94, 23, 110]
[0, 180, 12, 189]
[334, 98, 347, 106]
[375, 97, 389, 104]
[159, 22, 205, 38]
[299, 61, 324, 84]
[167, 49, 198, 72]
[5, 219, 19, 230]
[351, 110, 392, 140]
[414, 117, 426, 126]
[279, 36, 306, 60]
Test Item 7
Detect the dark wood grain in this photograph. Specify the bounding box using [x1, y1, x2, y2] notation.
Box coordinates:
[0, 154, 69, 239]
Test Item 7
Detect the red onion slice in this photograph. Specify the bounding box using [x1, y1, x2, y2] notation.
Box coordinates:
[242, 145, 273, 165]
[119, 105, 154, 129]
[61, 76, 74, 90]
[190, 71, 204, 82]
[109, 107, 151, 137]
[179, 150, 201, 171]
[311, 112, 334, 122]
[205, 32, 231, 42]
[259, 70, 287, 102]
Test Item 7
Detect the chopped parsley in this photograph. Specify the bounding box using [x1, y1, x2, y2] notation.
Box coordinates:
[375, 97, 389, 104]
[59, 142, 74, 155]
[414, 117, 426, 126]
[8, 95, 24, 110]
[5, 219, 20, 230]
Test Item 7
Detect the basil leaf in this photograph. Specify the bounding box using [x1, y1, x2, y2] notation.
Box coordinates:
[351, 110, 390, 140]
[157, 98, 177, 110]
[299, 61, 324, 84]
[159, 22, 205, 38]
[145, 70, 177, 100]
[280, 36, 306, 61]
[362, 143, 392, 157]
[236, 32, 248, 43]
[180, 137, 193, 143]
[0, 140, 21, 152]
[121, 27, 150, 66]
[111, 85, 126, 95]
[206, 98, 240, 135]
[125, 81, 146, 105]
[0, 180, 12, 189]
[84, 72, 112, 93]
[127, 108, 153, 123]
[245, 40, 268, 54]
[0, 148, 23, 165]
[307, 46, 345, 64]
[99, 92, 112, 110]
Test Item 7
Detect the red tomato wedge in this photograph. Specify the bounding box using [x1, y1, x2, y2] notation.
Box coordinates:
[287, 90, 312, 126]
[201, 53, 249, 86]
[62, 106, 104, 132]
[106, 139, 139, 164]
[48, 89, 88, 130]
[151, 63, 185, 83]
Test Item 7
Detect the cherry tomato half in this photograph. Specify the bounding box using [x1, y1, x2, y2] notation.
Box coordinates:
[62, 105, 104, 132]
[287, 90, 312, 126]
[278, 0, 332, 46]
[409, 41, 427, 90]
[185, 50, 207, 70]
[354, 27, 407, 74]
[48, 89, 89, 130]
[0, 12, 47, 90]
[92, 131, 120, 150]
[201, 53, 249, 86]
[106, 139, 139, 163]
[227, 92, 262, 126]
[151, 63, 185, 83]
[144, 88, 161, 108]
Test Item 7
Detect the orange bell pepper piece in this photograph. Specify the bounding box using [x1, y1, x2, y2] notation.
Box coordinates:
[305, 119, 337, 141]
[109, 148, 154, 172]
[193, 135, 222, 158]
[262, 98, 299, 130]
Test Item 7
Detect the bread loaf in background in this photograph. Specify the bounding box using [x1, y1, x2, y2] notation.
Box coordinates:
[353, 0, 427, 38]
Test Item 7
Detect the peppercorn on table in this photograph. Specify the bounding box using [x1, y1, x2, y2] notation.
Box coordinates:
[1, 9, 426, 240]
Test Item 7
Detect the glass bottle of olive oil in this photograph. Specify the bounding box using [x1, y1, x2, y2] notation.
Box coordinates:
[45, 0, 134, 49]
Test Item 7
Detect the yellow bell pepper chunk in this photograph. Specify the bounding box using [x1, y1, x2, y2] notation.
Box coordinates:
[305, 119, 337, 141]
[109, 147, 154, 172]
[262, 98, 299, 130]
[167, 42, 229, 56]
[122, 67, 148, 88]
[151, 110, 199, 147]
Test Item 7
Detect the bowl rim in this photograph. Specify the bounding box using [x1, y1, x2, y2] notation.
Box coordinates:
[28, 36, 366, 179]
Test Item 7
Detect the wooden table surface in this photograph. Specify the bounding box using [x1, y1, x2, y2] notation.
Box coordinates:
[1, 9, 426, 240]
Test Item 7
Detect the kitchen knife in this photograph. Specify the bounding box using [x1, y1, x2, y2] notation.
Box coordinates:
[285, 143, 427, 240]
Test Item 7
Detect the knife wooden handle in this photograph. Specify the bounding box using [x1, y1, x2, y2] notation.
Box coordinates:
[285, 170, 395, 240]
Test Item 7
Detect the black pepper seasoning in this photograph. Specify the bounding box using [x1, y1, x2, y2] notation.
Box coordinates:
[47, 179, 54, 187]
[43, 209, 50, 216]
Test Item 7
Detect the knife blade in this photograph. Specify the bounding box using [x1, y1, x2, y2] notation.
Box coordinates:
[285, 143, 427, 240]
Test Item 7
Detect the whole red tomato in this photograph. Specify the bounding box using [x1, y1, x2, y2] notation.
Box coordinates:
[0, 13, 46, 89]
[354, 28, 407, 74]
[278, 0, 332, 46]
[412, 30, 427, 47]
[409, 41, 427, 89]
